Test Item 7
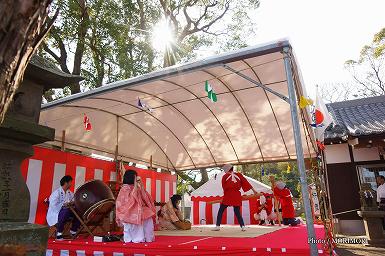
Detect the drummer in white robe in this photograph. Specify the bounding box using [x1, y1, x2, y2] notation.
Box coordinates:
[47, 175, 80, 240]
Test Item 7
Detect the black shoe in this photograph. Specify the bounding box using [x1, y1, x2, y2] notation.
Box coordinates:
[56, 235, 64, 240]
[259, 220, 265, 225]
[270, 220, 275, 226]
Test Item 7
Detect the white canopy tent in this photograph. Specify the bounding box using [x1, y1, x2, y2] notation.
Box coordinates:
[40, 39, 316, 171]
[40, 39, 319, 255]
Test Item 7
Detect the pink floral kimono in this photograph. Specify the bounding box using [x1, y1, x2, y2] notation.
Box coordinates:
[116, 184, 156, 243]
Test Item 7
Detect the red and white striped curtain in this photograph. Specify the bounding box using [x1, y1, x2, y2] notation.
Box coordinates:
[21, 146, 177, 224]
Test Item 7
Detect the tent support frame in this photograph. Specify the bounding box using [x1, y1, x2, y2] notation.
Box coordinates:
[283, 47, 318, 256]
[241, 60, 291, 159]
[222, 64, 289, 102]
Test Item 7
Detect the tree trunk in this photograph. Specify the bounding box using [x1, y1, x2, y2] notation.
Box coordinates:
[177, 168, 209, 190]
[71, 0, 89, 94]
[163, 46, 177, 68]
[200, 168, 209, 184]
[95, 54, 105, 87]
[0, 0, 55, 123]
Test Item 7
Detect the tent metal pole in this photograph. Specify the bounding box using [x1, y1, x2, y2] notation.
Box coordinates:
[222, 64, 289, 102]
[283, 47, 318, 256]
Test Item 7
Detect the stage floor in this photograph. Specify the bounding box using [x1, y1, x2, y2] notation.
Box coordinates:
[46, 224, 332, 256]
[156, 224, 286, 237]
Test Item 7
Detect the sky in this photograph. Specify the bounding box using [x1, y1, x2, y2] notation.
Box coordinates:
[250, 0, 385, 97]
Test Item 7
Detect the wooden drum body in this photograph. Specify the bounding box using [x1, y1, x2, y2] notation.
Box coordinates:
[74, 180, 115, 223]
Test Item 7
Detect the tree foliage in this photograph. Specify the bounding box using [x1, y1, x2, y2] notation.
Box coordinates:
[239, 162, 302, 198]
[177, 162, 305, 198]
[177, 168, 209, 191]
[345, 27, 385, 98]
[41, 0, 159, 101]
[373, 27, 385, 57]
[40, 0, 260, 102]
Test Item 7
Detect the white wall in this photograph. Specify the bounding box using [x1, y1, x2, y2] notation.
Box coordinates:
[325, 144, 382, 163]
[352, 147, 380, 162]
[324, 144, 351, 164]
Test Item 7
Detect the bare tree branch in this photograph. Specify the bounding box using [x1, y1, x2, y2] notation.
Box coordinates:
[346, 40, 385, 97]
[45, 25, 71, 74]
[319, 82, 357, 103]
[160, 0, 231, 43]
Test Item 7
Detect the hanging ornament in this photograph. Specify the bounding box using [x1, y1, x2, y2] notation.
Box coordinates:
[286, 164, 291, 173]
[299, 96, 313, 109]
[261, 166, 265, 176]
[316, 140, 326, 151]
[205, 80, 217, 102]
[138, 98, 154, 112]
[83, 114, 92, 131]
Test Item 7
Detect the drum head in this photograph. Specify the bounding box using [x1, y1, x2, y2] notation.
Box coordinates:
[74, 179, 115, 219]
[84, 199, 115, 223]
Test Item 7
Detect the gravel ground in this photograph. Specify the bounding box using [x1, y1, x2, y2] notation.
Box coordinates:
[335, 244, 385, 255]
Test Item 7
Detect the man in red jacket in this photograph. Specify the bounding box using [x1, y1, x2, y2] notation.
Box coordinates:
[213, 164, 257, 231]
[271, 177, 300, 226]
[254, 192, 276, 225]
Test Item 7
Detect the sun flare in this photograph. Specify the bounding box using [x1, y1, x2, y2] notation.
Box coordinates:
[152, 18, 175, 53]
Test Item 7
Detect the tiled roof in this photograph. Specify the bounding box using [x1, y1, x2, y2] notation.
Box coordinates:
[29, 55, 82, 79]
[26, 55, 83, 89]
[325, 95, 385, 140]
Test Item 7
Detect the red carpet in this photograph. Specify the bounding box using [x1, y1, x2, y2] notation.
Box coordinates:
[47, 225, 335, 256]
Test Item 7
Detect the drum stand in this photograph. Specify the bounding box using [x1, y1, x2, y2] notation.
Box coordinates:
[69, 205, 93, 237]
[69, 205, 109, 237]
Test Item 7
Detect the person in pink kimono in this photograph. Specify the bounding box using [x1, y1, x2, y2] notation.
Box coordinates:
[158, 194, 191, 230]
[116, 170, 156, 243]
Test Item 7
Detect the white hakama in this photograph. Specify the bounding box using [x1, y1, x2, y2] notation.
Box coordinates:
[123, 218, 154, 243]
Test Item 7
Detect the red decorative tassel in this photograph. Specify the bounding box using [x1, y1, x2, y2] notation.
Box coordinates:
[316, 140, 325, 151]
[83, 114, 92, 131]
